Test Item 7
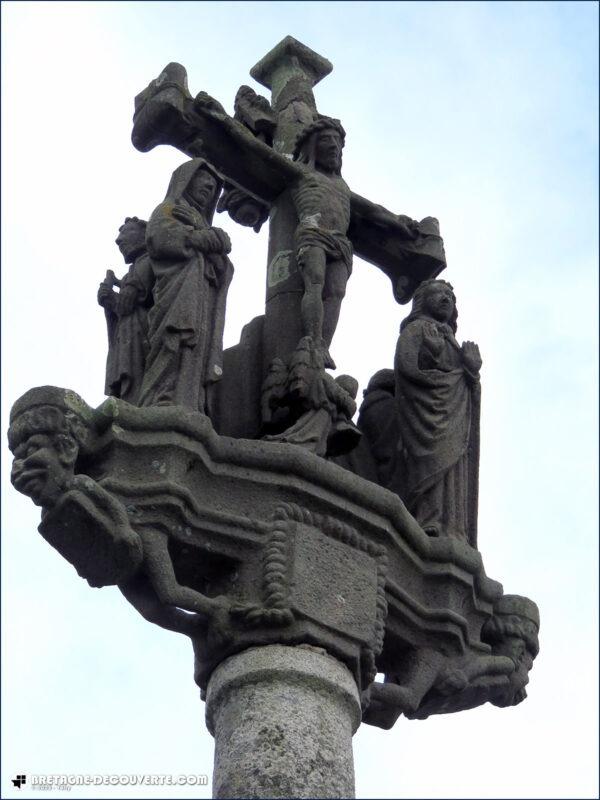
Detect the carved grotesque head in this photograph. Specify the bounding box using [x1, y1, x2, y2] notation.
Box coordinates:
[115, 217, 147, 263]
[293, 117, 346, 175]
[8, 387, 92, 509]
[482, 594, 540, 707]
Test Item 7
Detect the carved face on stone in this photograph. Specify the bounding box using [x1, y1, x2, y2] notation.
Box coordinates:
[422, 282, 456, 324]
[483, 600, 539, 708]
[11, 430, 78, 508]
[187, 168, 218, 213]
[314, 128, 343, 174]
[115, 219, 146, 262]
[492, 631, 534, 706]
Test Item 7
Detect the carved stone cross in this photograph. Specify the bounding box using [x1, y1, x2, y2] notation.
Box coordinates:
[131, 36, 445, 391]
[8, 36, 541, 799]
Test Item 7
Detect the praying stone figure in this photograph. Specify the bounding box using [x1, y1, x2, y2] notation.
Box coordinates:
[392, 279, 481, 546]
[291, 117, 351, 368]
[138, 159, 234, 414]
[97, 217, 152, 404]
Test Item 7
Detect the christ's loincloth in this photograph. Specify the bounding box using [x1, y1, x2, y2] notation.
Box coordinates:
[295, 225, 353, 277]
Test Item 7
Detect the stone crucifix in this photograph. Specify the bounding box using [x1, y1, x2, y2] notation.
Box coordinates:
[131, 37, 445, 393]
[8, 36, 541, 800]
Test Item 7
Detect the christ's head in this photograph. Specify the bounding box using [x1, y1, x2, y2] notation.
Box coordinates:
[293, 117, 346, 175]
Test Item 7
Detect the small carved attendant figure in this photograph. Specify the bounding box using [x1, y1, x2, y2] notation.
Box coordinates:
[263, 343, 361, 457]
[355, 369, 398, 485]
[291, 117, 352, 368]
[139, 159, 233, 415]
[393, 280, 481, 546]
[97, 217, 152, 404]
[216, 85, 275, 233]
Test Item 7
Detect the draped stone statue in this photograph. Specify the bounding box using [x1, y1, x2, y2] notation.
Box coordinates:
[392, 279, 481, 546]
[97, 217, 152, 404]
[138, 159, 234, 414]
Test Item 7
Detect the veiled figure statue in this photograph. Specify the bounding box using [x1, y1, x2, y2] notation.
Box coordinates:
[138, 159, 233, 414]
[392, 280, 481, 546]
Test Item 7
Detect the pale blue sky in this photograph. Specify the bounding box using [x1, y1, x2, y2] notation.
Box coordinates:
[2, 2, 598, 798]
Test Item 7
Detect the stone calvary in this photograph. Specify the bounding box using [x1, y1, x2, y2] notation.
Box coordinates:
[9, 37, 539, 799]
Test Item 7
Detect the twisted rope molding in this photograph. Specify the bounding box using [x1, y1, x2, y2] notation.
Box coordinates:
[230, 501, 388, 678]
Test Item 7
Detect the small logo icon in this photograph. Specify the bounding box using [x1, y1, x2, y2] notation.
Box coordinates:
[12, 775, 26, 789]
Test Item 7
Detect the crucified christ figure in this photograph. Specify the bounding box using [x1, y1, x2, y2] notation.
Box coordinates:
[290, 117, 353, 368]
[131, 61, 446, 377]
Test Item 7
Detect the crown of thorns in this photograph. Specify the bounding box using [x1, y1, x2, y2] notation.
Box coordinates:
[292, 117, 346, 160]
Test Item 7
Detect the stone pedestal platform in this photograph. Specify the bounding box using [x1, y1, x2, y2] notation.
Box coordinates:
[7, 389, 540, 792]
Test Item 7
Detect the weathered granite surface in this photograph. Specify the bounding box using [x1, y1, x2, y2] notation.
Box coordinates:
[9, 387, 538, 722]
[98, 216, 151, 405]
[8, 33, 540, 800]
[206, 644, 360, 798]
[130, 41, 446, 439]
